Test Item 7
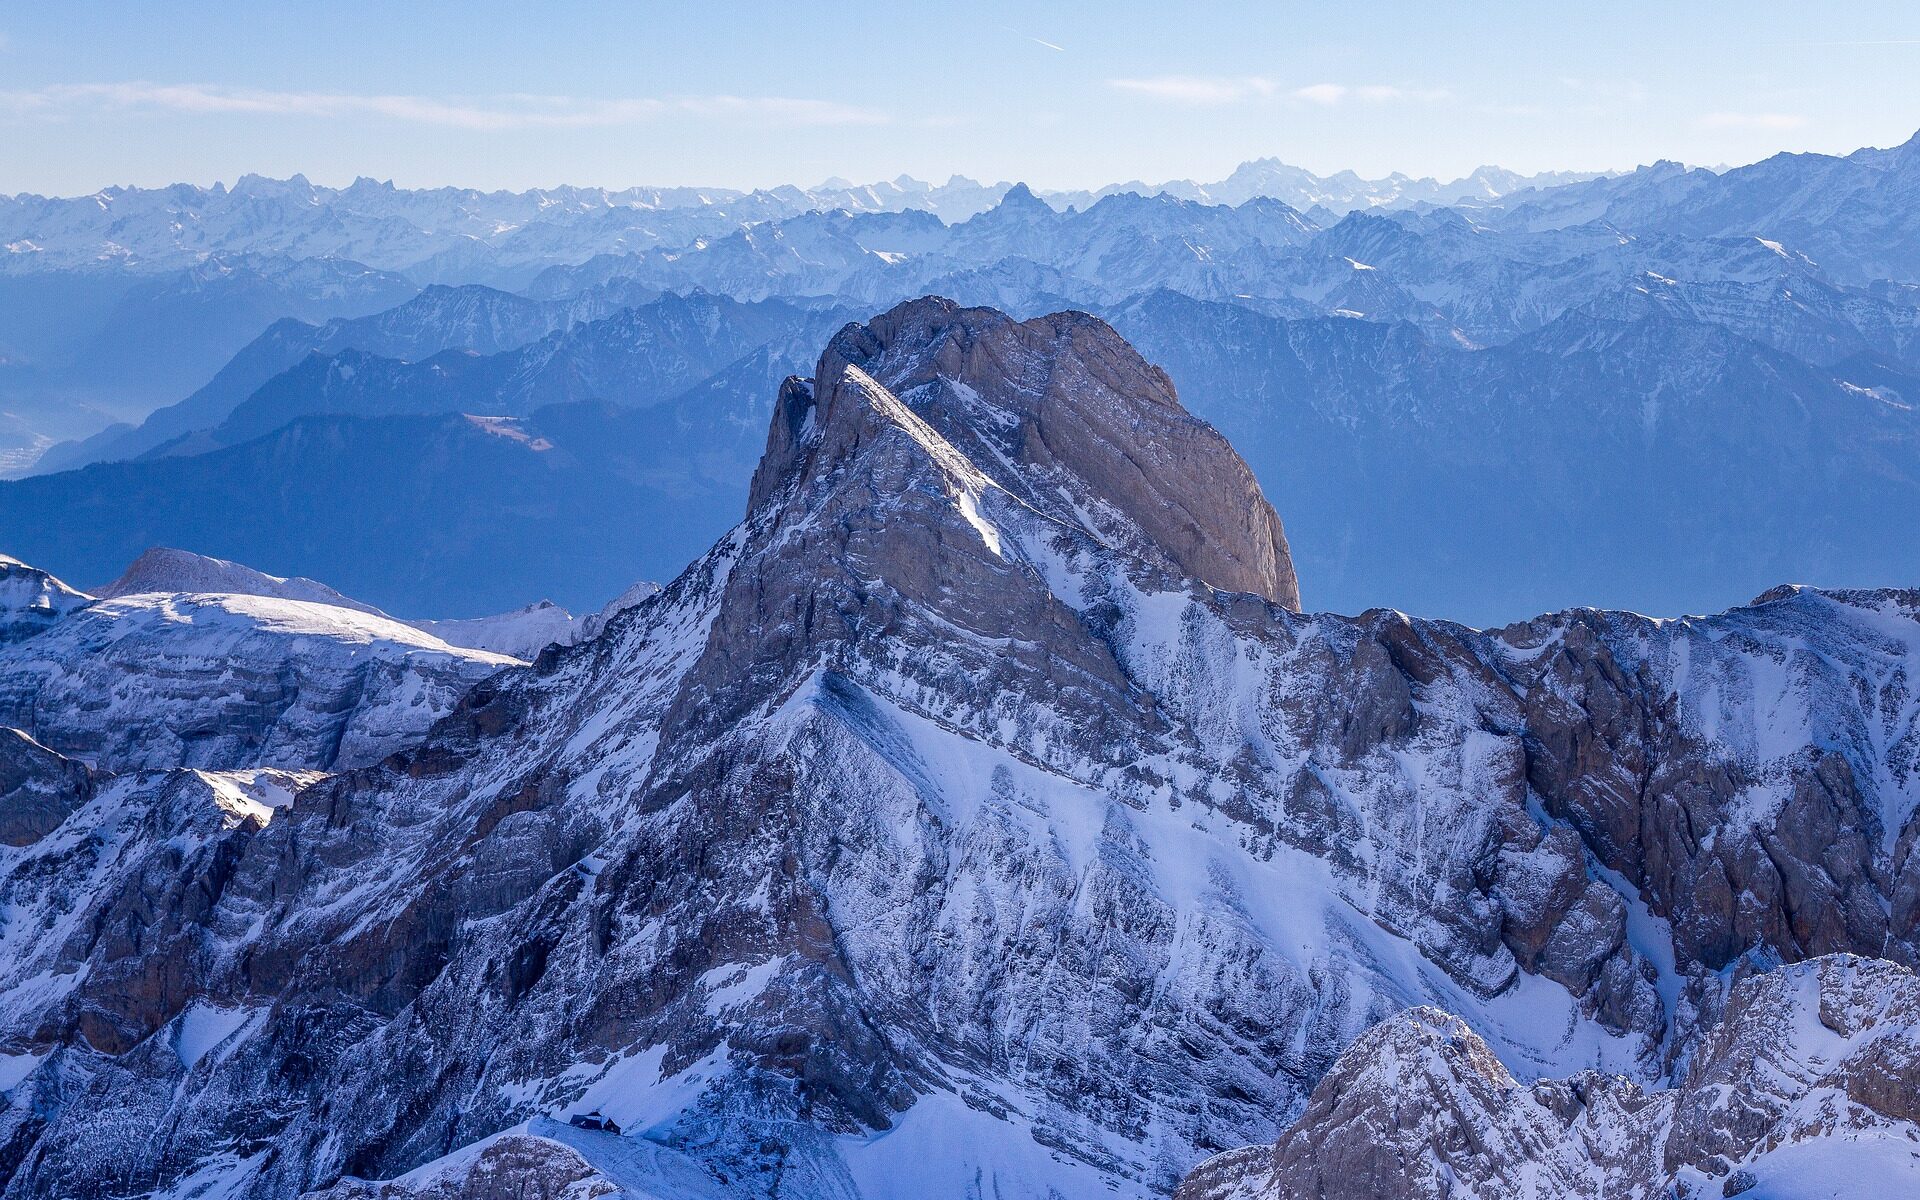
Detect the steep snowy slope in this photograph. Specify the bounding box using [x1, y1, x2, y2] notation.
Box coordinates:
[0, 301, 1914, 1200]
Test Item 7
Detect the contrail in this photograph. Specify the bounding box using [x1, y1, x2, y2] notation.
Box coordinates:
[1000, 26, 1066, 52]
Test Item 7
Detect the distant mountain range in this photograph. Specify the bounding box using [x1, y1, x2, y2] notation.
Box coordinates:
[0, 160, 1608, 278]
[1484, 131, 1920, 284]
[0, 253, 417, 449]
[1106, 290, 1920, 619]
[0, 399, 762, 618]
[4, 131, 1920, 623]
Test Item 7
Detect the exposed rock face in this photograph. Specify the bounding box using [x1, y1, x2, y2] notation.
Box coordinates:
[304, 1132, 620, 1200]
[0, 300, 1915, 1200]
[0, 729, 93, 847]
[0, 763, 324, 1066]
[1174, 1008, 1610, 1200]
[1500, 589, 1920, 979]
[755, 298, 1301, 608]
[1179, 955, 1920, 1200]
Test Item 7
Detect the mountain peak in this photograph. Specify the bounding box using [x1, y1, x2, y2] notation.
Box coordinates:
[995, 181, 1050, 211]
[750, 297, 1299, 608]
[97, 546, 388, 615]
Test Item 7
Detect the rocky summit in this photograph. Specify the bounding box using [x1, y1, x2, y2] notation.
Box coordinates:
[1, 298, 1917, 1200]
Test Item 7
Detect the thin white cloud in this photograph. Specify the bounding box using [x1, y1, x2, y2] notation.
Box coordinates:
[1109, 75, 1275, 104]
[1109, 76, 1446, 106]
[1696, 111, 1809, 132]
[0, 82, 887, 129]
[1291, 83, 1349, 105]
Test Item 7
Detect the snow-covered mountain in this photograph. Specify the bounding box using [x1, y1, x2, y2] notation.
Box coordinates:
[0, 162, 1608, 281]
[400, 581, 662, 662]
[525, 188, 1920, 360]
[1485, 130, 1920, 285]
[97, 545, 388, 614]
[95, 546, 661, 661]
[520, 187, 1321, 310]
[0, 554, 90, 643]
[1048, 160, 1613, 214]
[0, 556, 514, 774]
[2, 301, 1914, 1199]
[1, 133, 1911, 480]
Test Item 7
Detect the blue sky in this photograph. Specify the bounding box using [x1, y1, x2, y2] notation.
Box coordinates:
[3, 1, 1918, 194]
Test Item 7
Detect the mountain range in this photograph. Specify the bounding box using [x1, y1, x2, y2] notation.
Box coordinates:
[0, 160, 1605, 277]
[2, 298, 1915, 1199]
[5, 132, 1920, 621]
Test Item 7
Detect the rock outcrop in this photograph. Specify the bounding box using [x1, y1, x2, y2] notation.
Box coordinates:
[0, 728, 93, 847]
[768, 298, 1302, 608]
[305, 1131, 621, 1200]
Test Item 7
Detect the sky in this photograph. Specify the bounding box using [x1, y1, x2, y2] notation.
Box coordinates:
[2, 1, 1918, 196]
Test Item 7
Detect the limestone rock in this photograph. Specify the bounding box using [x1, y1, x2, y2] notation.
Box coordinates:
[0, 728, 93, 847]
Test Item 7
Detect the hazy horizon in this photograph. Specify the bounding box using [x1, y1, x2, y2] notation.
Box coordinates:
[0, 146, 1825, 202]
